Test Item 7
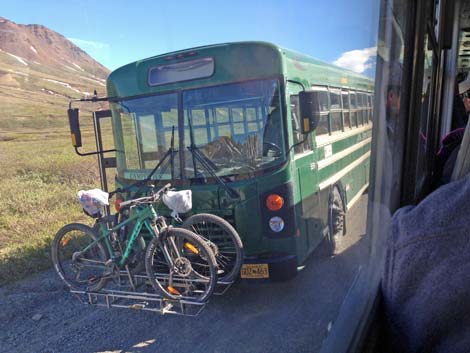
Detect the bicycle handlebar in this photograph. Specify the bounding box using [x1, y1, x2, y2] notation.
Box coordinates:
[119, 183, 171, 208]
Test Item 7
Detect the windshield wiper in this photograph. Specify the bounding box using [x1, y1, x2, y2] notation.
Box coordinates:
[187, 114, 240, 199]
[156, 126, 177, 179]
[187, 146, 240, 199]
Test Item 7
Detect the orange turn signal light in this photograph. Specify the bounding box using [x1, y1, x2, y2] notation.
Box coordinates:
[266, 194, 284, 211]
[114, 199, 123, 212]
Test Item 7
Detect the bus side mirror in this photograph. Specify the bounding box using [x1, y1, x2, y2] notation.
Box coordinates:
[68, 108, 82, 148]
[299, 91, 320, 134]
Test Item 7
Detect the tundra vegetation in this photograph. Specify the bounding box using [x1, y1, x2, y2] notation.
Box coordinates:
[0, 121, 114, 285]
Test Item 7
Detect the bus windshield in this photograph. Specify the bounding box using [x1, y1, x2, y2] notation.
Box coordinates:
[114, 78, 286, 181]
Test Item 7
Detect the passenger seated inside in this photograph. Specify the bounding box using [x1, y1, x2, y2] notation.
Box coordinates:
[382, 77, 470, 351]
[434, 76, 470, 187]
[382, 174, 470, 353]
[453, 74, 470, 130]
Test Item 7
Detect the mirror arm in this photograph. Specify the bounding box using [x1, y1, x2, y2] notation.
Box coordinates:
[69, 95, 114, 108]
[69, 96, 116, 157]
[74, 146, 117, 157]
[286, 136, 309, 157]
[287, 79, 306, 91]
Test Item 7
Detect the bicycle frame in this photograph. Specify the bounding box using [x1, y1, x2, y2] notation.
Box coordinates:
[81, 203, 160, 268]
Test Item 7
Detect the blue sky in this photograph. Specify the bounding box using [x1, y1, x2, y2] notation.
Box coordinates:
[1, 0, 380, 75]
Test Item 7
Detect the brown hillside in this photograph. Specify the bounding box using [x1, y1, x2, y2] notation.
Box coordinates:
[0, 16, 110, 129]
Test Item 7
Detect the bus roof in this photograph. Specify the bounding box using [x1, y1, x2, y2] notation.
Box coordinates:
[107, 41, 373, 98]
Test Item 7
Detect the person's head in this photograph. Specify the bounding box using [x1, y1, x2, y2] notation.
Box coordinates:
[461, 91, 470, 113]
[458, 75, 470, 113]
[386, 61, 402, 116]
[387, 85, 401, 114]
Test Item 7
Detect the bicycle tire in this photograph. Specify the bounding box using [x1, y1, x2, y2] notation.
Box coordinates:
[182, 213, 243, 283]
[145, 227, 217, 303]
[51, 223, 109, 291]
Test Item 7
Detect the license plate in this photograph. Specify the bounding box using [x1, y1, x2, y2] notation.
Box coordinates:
[240, 264, 269, 279]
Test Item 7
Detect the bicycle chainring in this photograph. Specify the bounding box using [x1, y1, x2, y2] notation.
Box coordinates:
[173, 257, 192, 277]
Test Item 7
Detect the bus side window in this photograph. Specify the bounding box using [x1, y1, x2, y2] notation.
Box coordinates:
[314, 89, 329, 136]
[342, 90, 351, 129]
[330, 89, 343, 133]
[358, 93, 365, 125]
[290, 95, 311, 154]
[350, 92, 358, 127]
[368, 94, 373, 122]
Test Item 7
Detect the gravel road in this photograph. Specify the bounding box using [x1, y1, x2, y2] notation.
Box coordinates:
[0, 194, 368, 353]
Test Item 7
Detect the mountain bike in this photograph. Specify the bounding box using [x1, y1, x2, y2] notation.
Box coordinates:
[51, 184, 218, 303]
[107, 210, 244, 284]
[110, 187, 244, 283]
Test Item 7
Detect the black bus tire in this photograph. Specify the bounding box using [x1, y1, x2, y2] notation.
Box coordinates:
[326, 186, 346, 256]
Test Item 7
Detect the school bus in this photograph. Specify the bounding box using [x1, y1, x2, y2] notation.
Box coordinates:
[68, 41, 373, 280]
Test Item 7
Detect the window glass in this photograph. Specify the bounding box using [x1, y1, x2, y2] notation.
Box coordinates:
[1, 3, 381, 353]
[184, 79, 286, 178]
[330, 91, 341, 109]
[313, 90, 329, 111]
[330, 90, 343, 132]
[349, 93, 358, 127]
[315, 113, 329, 136]
[148, 57, 214, 86]
[290, 95, 311, 154]
[361, 93, 368, 124]
[216, 107, 229, 123]
[342, 91, 350, 109]
[232, 108, 244, 122]
[330, 111, 342, 132]
[120, 112, 140, 170]
[350, 92, 357, 108]
[357, 94, 364, 125]
[341, 91, 351, 129]
[115, 93, 179, 176]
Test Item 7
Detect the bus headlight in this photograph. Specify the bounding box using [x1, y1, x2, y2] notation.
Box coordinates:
[269, 217, 285, 232]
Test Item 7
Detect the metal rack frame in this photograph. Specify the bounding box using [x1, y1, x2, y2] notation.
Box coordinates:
[69, 271, 233, 316]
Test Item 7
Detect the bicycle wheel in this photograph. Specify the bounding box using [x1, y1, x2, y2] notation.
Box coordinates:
[145, 227, 217, 303]
[182, 213, 243, 283]
[51, 223, 109, 291]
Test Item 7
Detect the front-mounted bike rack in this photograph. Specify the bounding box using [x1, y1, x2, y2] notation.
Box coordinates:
[71, 288, 206, 316]
[69, 270, 234, 316]
[66, 98, 237, 316]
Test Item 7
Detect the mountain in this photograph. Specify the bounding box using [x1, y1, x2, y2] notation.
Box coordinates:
[0, 16, 110, 130]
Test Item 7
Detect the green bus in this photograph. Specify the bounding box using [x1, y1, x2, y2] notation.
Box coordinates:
[70, 41, 373, 280]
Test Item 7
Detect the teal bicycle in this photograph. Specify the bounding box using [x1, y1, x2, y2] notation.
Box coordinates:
[51, 184, 218, 303]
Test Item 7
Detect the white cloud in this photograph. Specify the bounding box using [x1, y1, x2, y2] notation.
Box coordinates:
[333, 47, 377, 73]
[68, 38, 110, 50]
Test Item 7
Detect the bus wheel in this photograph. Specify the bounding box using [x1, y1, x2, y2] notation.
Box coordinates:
[326, 186, 345, 256]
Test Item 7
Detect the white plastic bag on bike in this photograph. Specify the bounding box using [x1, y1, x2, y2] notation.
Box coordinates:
[162, 190, 192, 220]
[77, 189, 109, 216]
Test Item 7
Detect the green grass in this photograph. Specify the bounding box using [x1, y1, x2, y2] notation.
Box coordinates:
[0, 127, 114, 285]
